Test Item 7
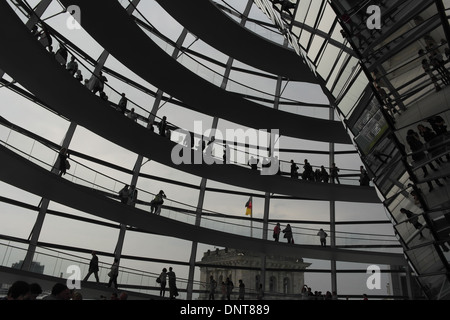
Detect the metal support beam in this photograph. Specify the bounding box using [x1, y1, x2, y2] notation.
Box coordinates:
[435, 0, 450, 45]
[329, 99, 337, 295]
[22, 0, 71, 270]
[23, 121, 77, 270]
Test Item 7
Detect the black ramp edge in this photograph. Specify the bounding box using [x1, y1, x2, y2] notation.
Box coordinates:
[57, 0, 352, 144]
[156, 0, 316, 82]
[0, 144, 406, 266]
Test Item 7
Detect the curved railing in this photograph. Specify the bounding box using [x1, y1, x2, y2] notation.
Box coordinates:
[0, 240, 204, 299]
[0, 121, 398, 249]
[33, 21, 357, 182]
[103, 0, 327, 113]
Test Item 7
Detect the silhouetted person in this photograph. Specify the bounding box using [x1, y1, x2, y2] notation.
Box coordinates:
[159, 268, 167, 297]
[418, 124, 444, 164]
[282, 224, 293, 244]
[376, 86, 396, 117]
[57, 147, 70, 176]
[314, 168, 322, 182]
[418, 123, 439, 143]
[92, 71, 108, 96]
[427, 115, 448, 136]
[5, 281, 29, 300]
[55, 45, 68, 66]
[359, 166, 370, 186]
[290, 160, 299, 179]
[36, 25, 53, 52]
[25, 283, 42, 300]
[118, 93, 128, 114]
[226, 277, 234, 300]
[223, 144, 231, 164]
[406, 129, 429, 170]
[107, 258, 119, 289]
[74, 70, 83, 82]
[317, 228, 328, 247]
[238, 279, 245, 300]
[406, 129, 443, 191]
[158, 116, 168, 137]
[150, 190, 166, 214]
[83, 251, 100, 283]
[208, 275, 217, 300]
[273, 222, 281, 242]
[66, 55, 78, 76]
[330, 163, 340, 184]
[430, 51, 450, 85]
[167, 267, 178, 299]
[43, 283, 71, 300]
[127, 108, 138, 122]
[302, 159, 313, 181]
[320, 165, 329, 183]
[118, 184, 130, 204]
[427, 115, 450, 161]
[128, 185, 138, 205]
[422, 58, 441, 92]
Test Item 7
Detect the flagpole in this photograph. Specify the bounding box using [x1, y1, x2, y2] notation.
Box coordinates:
[245, 196, 254, 238]
[250, 196, 253, 238]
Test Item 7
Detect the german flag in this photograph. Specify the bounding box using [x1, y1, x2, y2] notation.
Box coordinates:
[245, 197, 252, 216]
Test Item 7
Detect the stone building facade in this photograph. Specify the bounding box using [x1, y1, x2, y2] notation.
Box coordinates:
[198, 248, 310, 300]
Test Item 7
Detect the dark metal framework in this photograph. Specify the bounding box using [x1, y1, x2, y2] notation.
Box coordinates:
[1, 0, 449, 300]
[257, 0, 450, 299]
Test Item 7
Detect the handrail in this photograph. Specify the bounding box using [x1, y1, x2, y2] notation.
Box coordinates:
[0, 121, 399, 248]
[25, 21, 356, 175]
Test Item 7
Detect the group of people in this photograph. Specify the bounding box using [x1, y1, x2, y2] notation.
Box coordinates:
[157, 267, 179, 299]
[81, 251, 172, 299]
[118, 185, 167, 215]
[301, 285, 338, 300]
[290, 160, 341, 184]
[33, 23, 175, 137]
[118, 184, 138, 205]
[1, 280, 81, 300]
[33, 23, 85, 86]
[115, 90, 171, 137]
[116, 92, 172, 137]
[302, 284, 369, 300]
[273, 222, 294, 244]
[82, 251, 120, 290]
[83, 252, 151, 297]
[33, 25, 82, 81]
[207, 275, 245, 300]
[1, 280, 43, 300]
[272, 223, 329, 246]
[2, 278, 131, 301]
[405, 115, 448, 192]
[420, 40, 450, 93]
[203, 277, 346, 300]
